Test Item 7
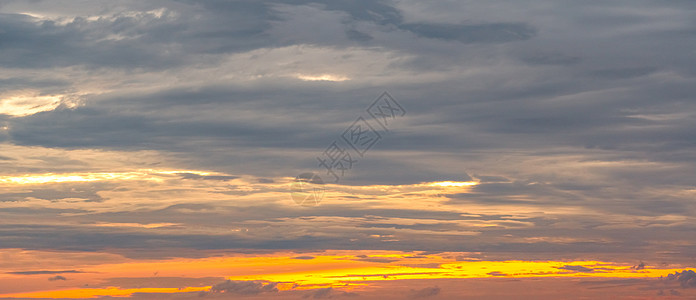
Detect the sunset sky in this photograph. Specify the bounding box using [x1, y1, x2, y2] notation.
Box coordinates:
[1, 0, 695, 299]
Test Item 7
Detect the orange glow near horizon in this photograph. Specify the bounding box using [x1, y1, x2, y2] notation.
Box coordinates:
[0, 287, 210, 299]
[0, 250, 692, 299]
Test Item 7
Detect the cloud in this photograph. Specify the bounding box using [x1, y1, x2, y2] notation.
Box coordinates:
[293, 256, 315, 260]
[0, 11, 181, 69]
[633, 262, 646, 270]
[303, 287, 358, 299]
[48, 275, 67, 281]
[176, 172, 238, 181]
[350, 255, 399, 263]
[207, 280, 278, 295]
[1, 0, 696, 279]
[657, 289, 682, 296]
[665, 270, 696, 288]
[558, 265, 594, 273]
[7, 270, 83, 275]
[408, 286, 440, 298]
[398, 22, 536, 43]
[99, 277, 225, 289]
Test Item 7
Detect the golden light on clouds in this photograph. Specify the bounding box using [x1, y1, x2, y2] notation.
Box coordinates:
[92, 222, 181, 229]
[295, 73, 350, 82]
[0, 169, 214, 185]
[0, 90, 82, 117]
[0, 287, 210, 299]
[0, 250, 692, 299]
[426, 181, 479, 187]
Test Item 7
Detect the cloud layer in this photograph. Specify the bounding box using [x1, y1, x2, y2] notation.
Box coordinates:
[1, 0, 695, 298]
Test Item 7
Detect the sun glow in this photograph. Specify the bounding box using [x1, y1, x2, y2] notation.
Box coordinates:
[0, 91, 63, 117]
[295, 73, 350, 82]
[0, 287, 210, 299]
[92, 222, 181, 229]
[0, 169, 214, 185]
[427, 181, 479, 187]
[1, 251, 691, 299]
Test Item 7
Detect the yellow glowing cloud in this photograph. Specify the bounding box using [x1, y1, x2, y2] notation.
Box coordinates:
[0, 169, 214, 185]
[0, 287, 209, 299]
[0, 250, 692, 299]
[224, 257, 687, 286]
[295, 73, 350, 82]
[92, 222, 181, 229]
[310, 180, 479, 210]
[0, 91, 63, 117]
[427, 181, 479, 187]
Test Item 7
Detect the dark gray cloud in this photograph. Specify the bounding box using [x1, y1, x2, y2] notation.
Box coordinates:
[633, 262, 645, 270]
[0, 12, 182, 69]
[47, 275, 67, 281]
[666, 270, 696, 288]
[293, 256, 315, 260]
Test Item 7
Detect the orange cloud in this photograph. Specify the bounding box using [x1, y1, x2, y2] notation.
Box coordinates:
[1, 250, 692, 299]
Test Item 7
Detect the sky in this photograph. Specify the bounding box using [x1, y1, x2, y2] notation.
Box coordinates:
[0, 0, 695, 299]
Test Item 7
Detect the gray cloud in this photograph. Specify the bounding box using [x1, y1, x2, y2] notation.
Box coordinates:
[666, 270, 696, 288]
[0, 183, 107, 202]
[399, 22, 536, 43]
[207, 280, 278, 295]
[293, 256, 315, 260]
[408, 286, 440, 298]
[47, 275, 67, 281]
[633, 262, 646, 270]
[303, 287, 358, 299]
[350, 255, 399, 263]
[558, 265, 594, 273]
[0, 13, 180, 69]
[176, 172, 238, 181]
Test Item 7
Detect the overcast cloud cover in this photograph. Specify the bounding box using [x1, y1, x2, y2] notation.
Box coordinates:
[0, 0, 695, 298]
